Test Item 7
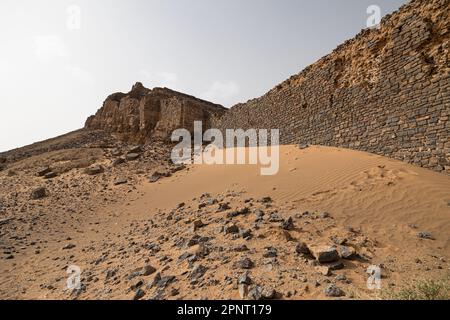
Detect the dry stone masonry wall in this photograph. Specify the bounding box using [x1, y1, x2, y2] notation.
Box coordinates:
[86, 83, 227, 142]
[214, 0, 450, 174]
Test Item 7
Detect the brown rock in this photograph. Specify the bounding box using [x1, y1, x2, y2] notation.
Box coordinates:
[309, 245, 339, 263]
[114, 178, 128, 185]
[234, 258, 254, 269]
[30, 187, 47, 200]
[191, 219, 204, 232]
[295, 242, 310, 255]
[126, 153, 140, 161]
[85, 165, 103, 175]
[316, 266, 331, 276]
[36, 167, 51, 177]
[338, 245, 357, 259]
[44, 172, 57, 179]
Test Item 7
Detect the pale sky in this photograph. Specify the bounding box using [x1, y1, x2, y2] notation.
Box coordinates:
[0, 0, 407, 152]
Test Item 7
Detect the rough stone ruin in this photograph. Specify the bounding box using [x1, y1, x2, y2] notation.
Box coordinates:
[85, 82, 227, 142]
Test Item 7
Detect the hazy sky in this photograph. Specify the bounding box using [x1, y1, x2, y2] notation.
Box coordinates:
[0, 0, 407, 152]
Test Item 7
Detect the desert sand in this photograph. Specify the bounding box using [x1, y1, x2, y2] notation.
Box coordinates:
[0, 141, 449, 300]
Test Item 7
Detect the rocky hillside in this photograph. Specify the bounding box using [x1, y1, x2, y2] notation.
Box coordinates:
[85, 83, 227, 143]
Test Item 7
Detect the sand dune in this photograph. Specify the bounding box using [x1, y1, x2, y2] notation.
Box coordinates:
[139, 145, 450, 250]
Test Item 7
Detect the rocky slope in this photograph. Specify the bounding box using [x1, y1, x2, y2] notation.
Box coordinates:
[1, 144, 449, 300]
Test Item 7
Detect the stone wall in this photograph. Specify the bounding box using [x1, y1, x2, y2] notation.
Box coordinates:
[214, 0, 450, 174]
[86, 83, 227, 142]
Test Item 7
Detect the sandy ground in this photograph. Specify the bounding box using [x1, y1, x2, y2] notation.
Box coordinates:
[0, 144, 449, 300]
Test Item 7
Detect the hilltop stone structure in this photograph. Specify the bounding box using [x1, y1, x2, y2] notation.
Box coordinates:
[85, 83, 227, 142]
[86, 0, 449, 174]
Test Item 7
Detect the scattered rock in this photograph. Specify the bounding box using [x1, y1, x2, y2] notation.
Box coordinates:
[62, 243, 76, 250]
[295, 242, 310, 255]
[170, 164, 185, 173]
[417, 232, 435, 240]
[263, 246, 278, 258]
[237, 273, 252, 285]
[126, 153, 140, 161]
[131, 280, 144, 290]
[298, 143, 309, 149]
[268, 212, 283, 222]
[321, 212, 331, 219]
[227, 207, 249, 218]
[217, 202, 231, 212]
[44, 172, 57, 179]
[331, 236, 348, 245]
[234, 258, 254, 269]
[36, 167, 51, 177]
[310, 245, 339, 263]
[191, 219, 204, 232]
[190, 264, 207, 280]
[170, 288, 179, 296]
[240, 229, 252, 239]
[133, 288, 145, 300]
[148, 171, 171, 183]
[0, 218, 14, 226]
[336, 274, 347, 282]
[281, 217, 294, 230]
[129, 146, 143, 154]
[260, 197, 272, 203]
[156, 275, 176, 289]
[261, 287, 276, 299]
[246, 285, 275, 300]
[85, 165, 103, 175]
[112, 158, 125, 166]
[324, 284, 345, 297]
[194, 243, 210, 258]
[142, 265, 157, 276]
[233, 244, 249, 252]
[225, 223, 239, 234]
[30, 187, 47, 200]
[247, 285, 262, 300]
[283, 230, 294, 241]
[105, 268, 118, 281]
[110, 148, 122, 156]
[325, 261, 345, 271]
[178, 252, 193, 262]
[338, 245, 357, 259]
[148, 172, 161, 183]
[316, 266, 331, 276]
[114, 177, 128, 185]
[254, 209, 264, 219]
[238, 284, 248, 299]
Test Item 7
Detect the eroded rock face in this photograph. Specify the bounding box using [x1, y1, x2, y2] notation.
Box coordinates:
[85, 83, 226, 143]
